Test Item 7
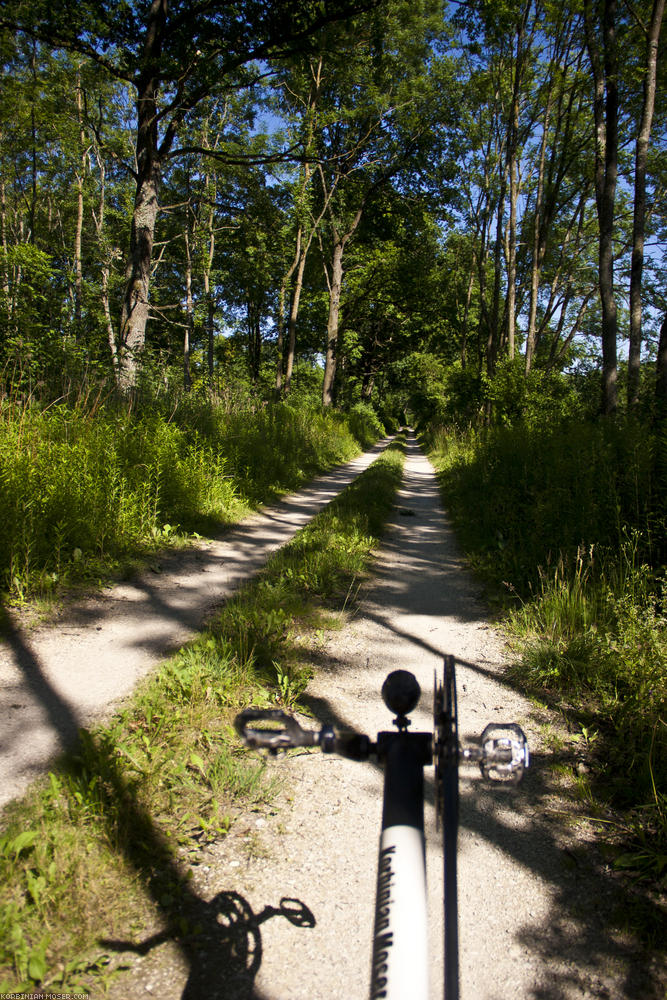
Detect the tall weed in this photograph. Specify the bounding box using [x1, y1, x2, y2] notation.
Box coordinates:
[0, 395, 384, 599]
[427, 417, 666, 874]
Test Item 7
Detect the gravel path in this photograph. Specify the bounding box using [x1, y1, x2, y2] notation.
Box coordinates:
[105, 434, 664, 1000]
[0, 439, 391, 808]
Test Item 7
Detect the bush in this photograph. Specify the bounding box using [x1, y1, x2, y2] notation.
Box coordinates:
[346, 402, 385, 448]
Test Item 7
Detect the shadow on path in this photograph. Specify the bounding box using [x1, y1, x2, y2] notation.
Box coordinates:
[102, 890, 315, 1000]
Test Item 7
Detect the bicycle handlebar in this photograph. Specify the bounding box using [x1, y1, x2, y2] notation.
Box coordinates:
[234, 703, 528, 782]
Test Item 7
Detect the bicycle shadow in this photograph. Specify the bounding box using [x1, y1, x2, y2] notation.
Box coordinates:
[53, 727, 315, 999]
[101, 890, 315, 1000]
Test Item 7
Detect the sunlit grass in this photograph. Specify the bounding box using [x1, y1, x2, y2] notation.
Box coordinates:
[0, 393, 384, 603]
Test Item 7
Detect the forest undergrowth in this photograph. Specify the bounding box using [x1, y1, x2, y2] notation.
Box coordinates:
[0, 437, 405, 994]
[426, 418, 666, 888]
[0, 382, 385, 607]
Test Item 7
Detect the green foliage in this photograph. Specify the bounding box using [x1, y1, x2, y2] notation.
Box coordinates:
[427, 416, 666, 878]
[346, 402, 386, 448]
[427, 417, 660, 593]
[482, 358, 591, 427]
[0, 392, 384, 600]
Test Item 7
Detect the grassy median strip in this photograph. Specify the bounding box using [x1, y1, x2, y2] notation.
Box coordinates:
[0, 436, 405, 995]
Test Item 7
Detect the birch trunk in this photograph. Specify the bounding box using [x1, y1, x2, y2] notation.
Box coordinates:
[74, 74, 86, 329]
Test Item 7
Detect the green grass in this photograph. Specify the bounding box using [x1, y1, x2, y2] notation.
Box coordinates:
[0, 393, 384, 603]
[0, 437, 405, 995]
[426, 418, 666, 886]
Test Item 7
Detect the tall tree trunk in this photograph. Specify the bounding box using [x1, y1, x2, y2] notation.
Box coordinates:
[275, 227, 301, 394]
[74, 72, 86, 330]
[461, 268, 474, 369]
[101, 264, 118, 372]
[117, 0, 168, 391]
[203, 162, 217, 387]
[657, 311, 667, 413]
[507, 153, 518, 362]
[628, 0, 665, 409]
[205, 281, 215, 385]
[322, 240, 344, 408]
[285, 245, 309, 393]
[585, 0, 619, 415]
[0, 173, 9, 301]
[117, 141, 161, 389]
[487, 174, 506, 377]
[183, 225, 193, 392]
[506, 9, 529, 362]
[525, 91, 552, 372]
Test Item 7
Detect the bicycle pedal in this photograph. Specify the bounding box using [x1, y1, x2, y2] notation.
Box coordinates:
[479, 723, 529, 784]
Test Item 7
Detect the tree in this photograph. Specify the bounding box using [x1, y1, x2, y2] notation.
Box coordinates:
[584, 0, 620, 414]
[303, 0, 444, 406]
[627, 0, 665, 408]
[2, 0, 383, 389]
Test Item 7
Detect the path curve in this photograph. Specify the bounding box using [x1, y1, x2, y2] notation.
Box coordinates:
[112, 433, 664, 1000]
[0, 438, 391, 809]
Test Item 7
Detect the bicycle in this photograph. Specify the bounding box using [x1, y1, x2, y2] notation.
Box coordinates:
[235, 654, 529, 1000]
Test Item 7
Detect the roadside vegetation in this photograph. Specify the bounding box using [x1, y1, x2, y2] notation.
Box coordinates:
[0, 383, 386, 605]
[0, 437, 404, 995]
[425, 410, 666, 887]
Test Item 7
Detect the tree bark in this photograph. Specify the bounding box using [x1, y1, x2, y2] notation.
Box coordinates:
[657, 311, 667, 412]
[525, 84, 552, 373]
[506, 8, 529, 362]
[74, 71, 86, 329]
[584, 0, 619, 415]
[183, 224, 193, 392]
[0, 173, 9, 300]
[322, 239, 344, 408]
[628, 0, 665, 409]
[285, 248, 308, 392]
[117, 0, 169, 391]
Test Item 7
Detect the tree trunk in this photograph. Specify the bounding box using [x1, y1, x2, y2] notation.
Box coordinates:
[0, 173, 9, 300]
[117, 0, 168, 391]
[585, 0, 619, 415]
[74, 72, 86, 330]
[525, 90, 552, 372]
[203, 169, 216, 387]
[101, 264, 118, 372]
[183, 226, 193, 392]
[206, 283, 215, 385]
[506, 11, 527, 363]
[275, 227, 301, 394]
[322, 240, 344, 408]
[657, 311, 667, 412]
[487, 174, 506, 377]
[285, 249, 308, 393]
[628, 0, 665, 409]
[461, 268, 474, 369]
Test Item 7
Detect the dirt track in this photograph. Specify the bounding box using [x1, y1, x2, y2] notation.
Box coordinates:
[103, 433, 664, 1000]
